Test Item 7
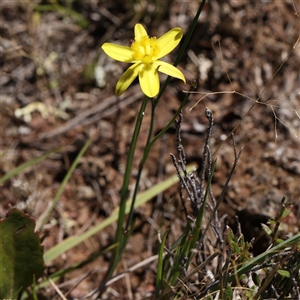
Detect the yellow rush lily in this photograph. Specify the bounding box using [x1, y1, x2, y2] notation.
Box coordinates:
[101, 23, 186, 98]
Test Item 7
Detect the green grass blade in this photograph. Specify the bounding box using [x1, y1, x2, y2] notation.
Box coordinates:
[0, 148, 61, 185]
[44, 164, 196, 263]
[208, 232, 300, 294]
[235, 232, 300, 278]
[20, 244, 117, 300]
[38, 137, 93, 230]
[156, 230, 168, 299]
[34, 3, 89, 29]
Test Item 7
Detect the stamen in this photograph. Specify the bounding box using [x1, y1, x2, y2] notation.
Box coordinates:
[131, 36, 159, 64]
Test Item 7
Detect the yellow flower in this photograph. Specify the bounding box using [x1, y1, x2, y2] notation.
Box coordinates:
[101, 23, 186, 98]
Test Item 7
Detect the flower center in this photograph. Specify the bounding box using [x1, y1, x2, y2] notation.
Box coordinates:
[131, 36, 159, 64]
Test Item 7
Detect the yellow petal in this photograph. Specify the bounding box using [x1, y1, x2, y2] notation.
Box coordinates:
[115, 63, 141, 96]
[139, 64, 160, 98]
[102, 43, 133, 62]
[134, 23, 148, 41]
[155, 28, 183, 59]
[153, 61, 186, 83]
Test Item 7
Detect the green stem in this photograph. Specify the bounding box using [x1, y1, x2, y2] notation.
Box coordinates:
[104, 95, 148, 281]
[126, 91, 191, 232]
[126, 98, 157, 230]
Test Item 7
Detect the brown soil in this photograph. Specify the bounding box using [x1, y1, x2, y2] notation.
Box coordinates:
[1, 1, 299, 299]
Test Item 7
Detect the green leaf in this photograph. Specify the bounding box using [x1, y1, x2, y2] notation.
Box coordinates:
[261, 223, 272, 236]
[277, 269, 290, 278]
[281, 207, 291, 219]
[0, 209, 44, 299]
[239, 235, 245, 247]
[231, 241, 240, 254]
[268, 219, 276, 225]
[275, 238, 284, 244]
[227, 227, 234, 242]
[224, 285, 233, 299]
[251, 272, 261, 286]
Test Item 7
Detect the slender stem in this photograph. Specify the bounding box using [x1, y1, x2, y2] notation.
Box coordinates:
[126, 98, 157, 230]
[104, 95, 148, 281]
[126, 91, 192, 232]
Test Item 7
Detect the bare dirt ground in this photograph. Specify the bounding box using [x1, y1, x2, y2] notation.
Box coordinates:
[1, 1, 300, 299]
